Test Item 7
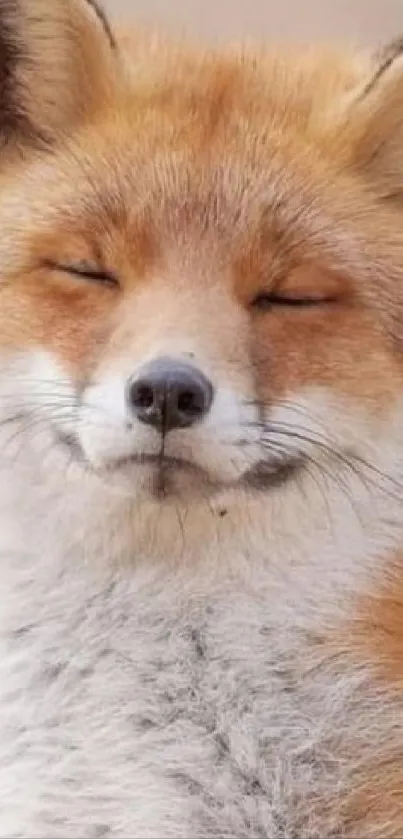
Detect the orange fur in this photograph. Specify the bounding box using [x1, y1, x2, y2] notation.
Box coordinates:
[313, 563, 403, 835]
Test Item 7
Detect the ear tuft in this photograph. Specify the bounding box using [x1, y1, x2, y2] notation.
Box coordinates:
[0, 0, 117, 154]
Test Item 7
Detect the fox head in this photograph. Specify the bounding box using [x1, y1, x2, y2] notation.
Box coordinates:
[0, 0, 403, 503]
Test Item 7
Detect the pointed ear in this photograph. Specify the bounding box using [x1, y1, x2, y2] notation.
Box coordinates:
[0, 0, 117, 152]
[338, 40, 403, 199]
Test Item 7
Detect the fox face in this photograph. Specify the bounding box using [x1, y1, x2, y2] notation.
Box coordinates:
[1, 1, 403, 503]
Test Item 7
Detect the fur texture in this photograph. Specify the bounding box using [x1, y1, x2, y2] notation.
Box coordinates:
[1, 2, 403, 836]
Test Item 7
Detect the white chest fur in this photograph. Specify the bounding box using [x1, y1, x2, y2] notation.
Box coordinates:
[0, 447, 401, 838]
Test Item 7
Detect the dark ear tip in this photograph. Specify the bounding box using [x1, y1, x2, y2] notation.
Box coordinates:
[84, 0, 116, 49]
[357, 37, 403, 101]
[373, 37, 403, 73]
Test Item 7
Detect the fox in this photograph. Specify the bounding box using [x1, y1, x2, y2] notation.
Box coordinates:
[2, 0, 403, 836]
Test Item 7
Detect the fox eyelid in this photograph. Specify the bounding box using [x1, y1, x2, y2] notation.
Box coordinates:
[250, 292, 335, 311]
[45, 261, 120, 289]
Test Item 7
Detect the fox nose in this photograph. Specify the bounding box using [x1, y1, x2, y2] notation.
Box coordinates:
[127, 357, 214, 433]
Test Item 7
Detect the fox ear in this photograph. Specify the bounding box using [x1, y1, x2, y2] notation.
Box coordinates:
[339, 40, 403, 199]
[0, 0, 117, 152]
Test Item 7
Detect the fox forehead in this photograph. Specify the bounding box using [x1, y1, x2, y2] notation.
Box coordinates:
[117, 36, 369, 133]
[0, 40, 368, 210]
[0, 41, 381, 280]
[0, 34, 382, 272]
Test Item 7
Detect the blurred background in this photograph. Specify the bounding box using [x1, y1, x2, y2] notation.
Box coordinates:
[103, 0, 402, 47]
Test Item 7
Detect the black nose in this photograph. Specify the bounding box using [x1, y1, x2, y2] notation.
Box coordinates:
[127, 357, 214, 433]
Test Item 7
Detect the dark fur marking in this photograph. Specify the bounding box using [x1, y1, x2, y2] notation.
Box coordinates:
[0, 1, 37, 144]
[191, 628, 206, 660]
[0, 0, 115, 148]
[84, 0, 116, 49]
[360, 37, 403, 100]
[0, 1, 57, 147]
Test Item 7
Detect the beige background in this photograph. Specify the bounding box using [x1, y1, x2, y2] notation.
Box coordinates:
[104, 0, 402, 46]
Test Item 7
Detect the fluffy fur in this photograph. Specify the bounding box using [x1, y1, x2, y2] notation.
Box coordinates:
[1, 2, 403, 836]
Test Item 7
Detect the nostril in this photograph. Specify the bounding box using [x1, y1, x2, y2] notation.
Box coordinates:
[132, 383, 154, 410]
[177, 389, 201, 415]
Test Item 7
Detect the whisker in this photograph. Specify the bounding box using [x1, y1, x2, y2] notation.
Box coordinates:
[253, 419, 403, 503]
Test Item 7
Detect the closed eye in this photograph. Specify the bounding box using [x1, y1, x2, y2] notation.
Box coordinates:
[250, 292, 336, 311]
[45, 260, 119, 289]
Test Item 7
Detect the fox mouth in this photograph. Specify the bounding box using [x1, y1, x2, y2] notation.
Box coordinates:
[57, 430, 301, 494]
[113, 452, 203, 473]
[58, 431, 213, 485]
[105, 452, 300, 497]
[113, 451, 217, 495]
[117, 454, 301, 497]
